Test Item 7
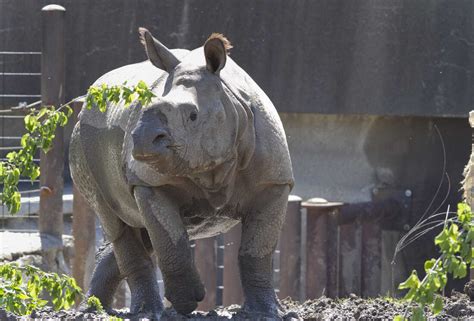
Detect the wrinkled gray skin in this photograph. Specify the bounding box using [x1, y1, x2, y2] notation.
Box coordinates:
[69, 28, 293, 320]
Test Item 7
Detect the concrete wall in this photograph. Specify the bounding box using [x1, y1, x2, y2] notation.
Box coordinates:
[283, 113, 469, 203]
[1, 0, 474, 116]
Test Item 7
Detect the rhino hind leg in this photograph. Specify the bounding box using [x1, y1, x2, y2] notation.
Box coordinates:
[82, 231, 163, 319]
[82, 242, 121, 311]
[112, 225, 164, 318]
[238, 185, 291, 318]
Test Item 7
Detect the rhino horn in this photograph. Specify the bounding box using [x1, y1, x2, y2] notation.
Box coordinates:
[139, 27, 180, 72]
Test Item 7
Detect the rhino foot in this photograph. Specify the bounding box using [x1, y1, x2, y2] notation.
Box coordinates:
[163, 268, 205, 315]
[129, 287, 164, 318]
[240, 287, 283, 320]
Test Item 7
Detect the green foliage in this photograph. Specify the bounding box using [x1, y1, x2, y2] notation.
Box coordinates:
[395, 202, 474, 320]
[0, 81, 155, 214]
[85, 80, 155, 111]
[0, 263, 82, 315]
[0, 106, 72, 214]
[86, 295, 104, 313]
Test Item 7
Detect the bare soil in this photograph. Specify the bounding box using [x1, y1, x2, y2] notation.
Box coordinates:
[2, 291, 473, 320]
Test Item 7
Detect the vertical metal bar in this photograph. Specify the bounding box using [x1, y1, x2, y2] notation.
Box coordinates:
[195, 237, 217, 311]
[39, 4, 66, 271]
[223, 223, 243, 306]
[216, 234, 224, 306]
[273, 239, 281, 297]
[278, 195, 302, 300]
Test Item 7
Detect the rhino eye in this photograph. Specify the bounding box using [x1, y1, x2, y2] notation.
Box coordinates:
[190, 111, 198, 121]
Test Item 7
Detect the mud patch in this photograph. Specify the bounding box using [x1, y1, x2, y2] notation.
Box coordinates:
[2, 293, 474, 320]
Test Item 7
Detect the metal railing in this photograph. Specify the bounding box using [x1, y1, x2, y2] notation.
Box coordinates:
[1, 50, 42, 224]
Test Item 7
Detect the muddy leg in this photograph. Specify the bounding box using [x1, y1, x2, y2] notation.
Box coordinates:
[112, 225, 163, 318]
[83, 242, 121, 311]
[134, 186, 205, 315]
[239, 185, 290, 317]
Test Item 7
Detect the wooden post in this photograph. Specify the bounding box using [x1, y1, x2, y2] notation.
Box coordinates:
[302, 199, 342, 299]
[278, 195, 302, 300]
[223, 224, 243, 306]
[195, 237, 217, 311]
[39, 4, 66, 273]
[72, 189, 96, 289]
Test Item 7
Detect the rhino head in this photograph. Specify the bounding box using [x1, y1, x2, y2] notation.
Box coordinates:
[131, 28, 255, 192]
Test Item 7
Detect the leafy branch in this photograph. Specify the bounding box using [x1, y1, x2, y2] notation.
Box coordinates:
[0, 80, 155, 214]
[0, 263, 82, 315]
[395, 202, 474, 320]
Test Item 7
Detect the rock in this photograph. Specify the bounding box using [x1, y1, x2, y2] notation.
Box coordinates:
[464, 280, 474, 301]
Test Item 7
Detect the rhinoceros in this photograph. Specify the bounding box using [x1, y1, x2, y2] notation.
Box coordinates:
[69, 28, 294, 319]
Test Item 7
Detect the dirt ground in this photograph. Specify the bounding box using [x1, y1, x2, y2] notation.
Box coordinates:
[1, 291, 473, 320]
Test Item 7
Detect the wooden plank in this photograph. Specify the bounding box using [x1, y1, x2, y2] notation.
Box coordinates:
[338, 222, 362, 297]
[278, 196, 302, 300]
[304, 208, 328, 299]
[223, 224, 243, 306]
[195, 237, 217, 311]
[361, 221, 381, 297]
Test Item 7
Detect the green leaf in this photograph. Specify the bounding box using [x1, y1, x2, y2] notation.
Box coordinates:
[453, 260, 467, 278]
[20, 134, 30, 148]
[424, 259, 436, 272]
[24, 114, 37, 132]
[432, 295, 443, 315]
[64, 105, 74, 118]
[399, 270, 421, 290]
[412, 306, 425, 321]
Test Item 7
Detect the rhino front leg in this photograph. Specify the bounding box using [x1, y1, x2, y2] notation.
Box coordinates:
[239, 185, 291, 317]
[134, 186, 205, 315]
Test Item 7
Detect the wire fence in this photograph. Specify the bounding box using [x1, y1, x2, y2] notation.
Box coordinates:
[1, 51, 42, 231]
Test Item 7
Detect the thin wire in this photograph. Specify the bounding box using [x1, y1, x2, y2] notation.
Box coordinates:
[392, 123, 449, 263]
[416, 124, 448, 225]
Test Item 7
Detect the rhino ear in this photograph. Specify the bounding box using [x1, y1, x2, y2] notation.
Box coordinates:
[204, 33, 232, 74]
[138, 27, 180, 72]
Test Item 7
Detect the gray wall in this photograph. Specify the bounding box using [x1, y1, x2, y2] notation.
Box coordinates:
[1, 0, 474, 116]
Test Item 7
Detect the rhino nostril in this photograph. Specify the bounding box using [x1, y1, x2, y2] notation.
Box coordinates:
[153, 131, 169, 146]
